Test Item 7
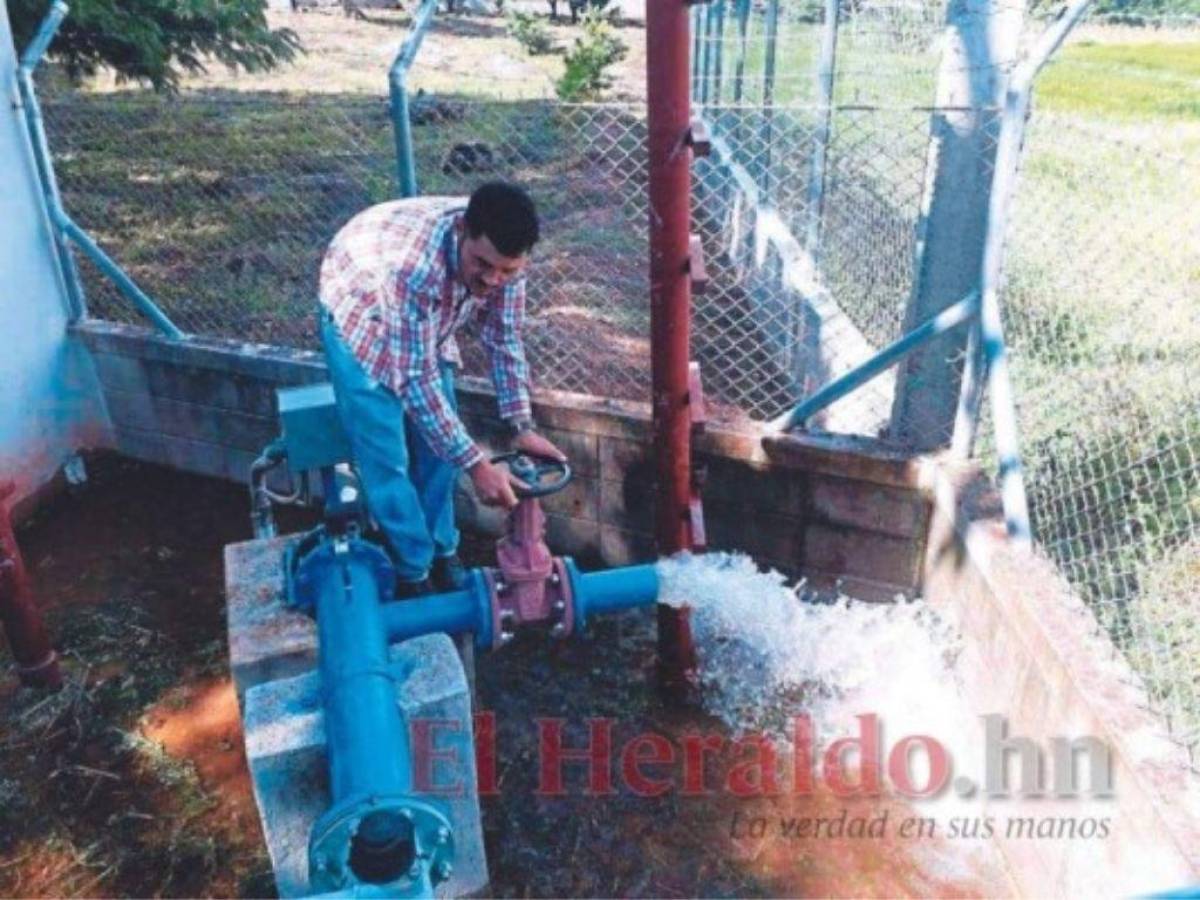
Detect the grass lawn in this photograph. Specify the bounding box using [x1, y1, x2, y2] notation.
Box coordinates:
[1038, 38, 1200, 122]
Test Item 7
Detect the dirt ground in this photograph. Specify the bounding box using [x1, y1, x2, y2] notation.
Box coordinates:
[0, 455, 1008, 897]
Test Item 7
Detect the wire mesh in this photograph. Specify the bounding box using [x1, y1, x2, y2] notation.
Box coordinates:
[43, 91, 396, 348]
[34, 3, 1199, 752]
[999, 110, 1200, 757]
[690, 0, 954, 428]
[41, 89, 654, 401]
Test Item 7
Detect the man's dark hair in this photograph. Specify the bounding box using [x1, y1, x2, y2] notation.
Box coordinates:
[464, 181, 540, 257]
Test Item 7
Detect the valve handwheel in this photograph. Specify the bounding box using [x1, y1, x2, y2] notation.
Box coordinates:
[489, 451, 572, 499]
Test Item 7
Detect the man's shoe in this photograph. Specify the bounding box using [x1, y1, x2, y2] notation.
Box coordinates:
[431, 554, 468, 592]
[394, 577, 433, 600]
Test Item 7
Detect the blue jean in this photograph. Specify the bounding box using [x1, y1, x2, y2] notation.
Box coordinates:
[319, 308, 460, 582]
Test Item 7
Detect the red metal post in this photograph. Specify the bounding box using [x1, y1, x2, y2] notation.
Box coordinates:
[0, 482, 62, 690]
[647, 0, 701, 697]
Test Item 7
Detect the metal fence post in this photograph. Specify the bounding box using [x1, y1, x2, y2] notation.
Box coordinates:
[954, 0, 1095, 543]
[889, 0, 1025, 450]
[712, 0, 726, 106]
[759, 0, 779, 196]
[647, 0, 701, 694]
[17, 1, 86, 322]
[731, 0, 751, 143]
[700, 1, 716, 108]
[732, 0, 750, 104]
[805, 0, 839, 259]
[389, 0, 438, 198]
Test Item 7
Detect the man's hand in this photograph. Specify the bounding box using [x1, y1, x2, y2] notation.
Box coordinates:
[468, 459, 523, 510]
[512, 430, 567, 462]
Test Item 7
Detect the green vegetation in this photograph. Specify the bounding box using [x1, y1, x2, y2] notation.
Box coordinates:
[555, 7, 628, 100]
[1038, 41, 1200, 120]
[507, 9, 556, 56]
[1062, 0, 1200, 22]
[7, 0, 300, 91]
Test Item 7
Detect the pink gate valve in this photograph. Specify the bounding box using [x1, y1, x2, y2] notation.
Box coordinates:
[483, 452, 576, 649]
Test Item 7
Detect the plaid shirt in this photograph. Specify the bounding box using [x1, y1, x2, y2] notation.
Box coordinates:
[319, 197, 532, 469]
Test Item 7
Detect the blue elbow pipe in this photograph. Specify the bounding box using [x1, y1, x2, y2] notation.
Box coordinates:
[286, 526, 659, 896]
[289, 537, 455, 896]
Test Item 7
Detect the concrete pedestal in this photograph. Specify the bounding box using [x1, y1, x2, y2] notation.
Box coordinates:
[225, 536, 488, 898]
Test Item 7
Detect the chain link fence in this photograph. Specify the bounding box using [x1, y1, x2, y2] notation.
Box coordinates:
[42, 86, 654, 402]
[44, 91, 395, 346]
[34, 4, 1200, 752]
[1000, 109, 1200, 757]
[689, 0, 966, 430]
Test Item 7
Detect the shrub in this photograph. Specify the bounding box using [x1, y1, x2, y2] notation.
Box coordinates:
[506, 9, 555, 56]
[547, 0, 611, 23]
[555, 7, 627, 101]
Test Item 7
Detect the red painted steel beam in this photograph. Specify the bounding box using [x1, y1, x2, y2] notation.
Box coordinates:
[647, 0, 700, 697]
[0, 482, 62, 690]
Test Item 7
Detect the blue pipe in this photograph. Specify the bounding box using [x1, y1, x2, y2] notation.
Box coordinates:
[18, 1, 87, 321]
[19, 0, 68, 69]
[759, 0, 779, 193]
[57, 216, 185, 340]
[572, 563, 660, 622]
[18, 1, 184, 338]
[378, 562, 660, 647]
[287, 524, 658, 892]
[293, 535, 455, 894]
[313, 544, 412, 805]
[389, 0, 439, 198]
[951, 0, 1094, 544]
[381, 570, 492, 647]
[771, 291, 978, 433]
[806, 0, 840, 259]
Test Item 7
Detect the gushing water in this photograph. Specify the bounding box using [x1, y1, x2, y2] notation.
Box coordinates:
[655, 553, 1005, 886]
[656, 552, 970, 754]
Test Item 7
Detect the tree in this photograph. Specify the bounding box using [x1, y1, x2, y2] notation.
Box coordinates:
[7, 0, 301, 91]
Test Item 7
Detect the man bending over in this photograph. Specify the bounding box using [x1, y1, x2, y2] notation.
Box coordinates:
[318, 181, 565, 598]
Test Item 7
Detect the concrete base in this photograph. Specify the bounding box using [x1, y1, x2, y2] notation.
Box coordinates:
[226, 536, 489, 898]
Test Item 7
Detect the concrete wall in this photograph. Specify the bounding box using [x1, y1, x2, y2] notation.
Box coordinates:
[75, 320, 932, 595]
[0, 7, 110, 512]
[922, 462, 1200, 895]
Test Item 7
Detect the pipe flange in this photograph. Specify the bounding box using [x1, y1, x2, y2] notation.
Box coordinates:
[483, 568, 515, 651]
[547, 557, 575, 640]
[286, 534, 396, 615]
[559, 557, 587, 633]
[309, 794, 454, 896]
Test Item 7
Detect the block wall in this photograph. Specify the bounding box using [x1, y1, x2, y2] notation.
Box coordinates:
[77, 320, 931, 593]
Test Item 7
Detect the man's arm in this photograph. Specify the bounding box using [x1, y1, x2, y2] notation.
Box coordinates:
[480, 278, 533, 426]
[480, 279, 566, 462]
[388, 277, 522, 508]
[389, 280, 484, 469]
